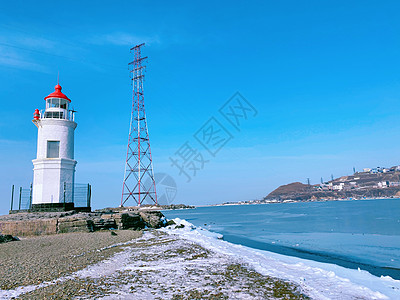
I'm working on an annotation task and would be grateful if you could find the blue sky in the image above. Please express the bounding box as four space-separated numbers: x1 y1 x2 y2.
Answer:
1 1 400 215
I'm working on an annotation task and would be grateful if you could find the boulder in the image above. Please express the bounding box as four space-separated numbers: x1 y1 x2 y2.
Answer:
139 211 165 228
0 234 19 243
118 213 145 230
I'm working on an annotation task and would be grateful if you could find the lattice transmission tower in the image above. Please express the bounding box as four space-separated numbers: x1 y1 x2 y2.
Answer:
121 43 158 207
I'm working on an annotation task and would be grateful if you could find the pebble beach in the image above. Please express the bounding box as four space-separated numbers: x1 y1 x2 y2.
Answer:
0 230 142 291
0 229 308 299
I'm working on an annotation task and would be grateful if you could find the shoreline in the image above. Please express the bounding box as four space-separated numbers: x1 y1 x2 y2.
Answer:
221 233 400 280
164 219 400 300
2 219 399 299
163 199 400 281
192 196 400 208
0 229 308 299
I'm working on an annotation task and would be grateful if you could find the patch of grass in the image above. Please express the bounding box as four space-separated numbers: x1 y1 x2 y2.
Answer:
223 264 309 299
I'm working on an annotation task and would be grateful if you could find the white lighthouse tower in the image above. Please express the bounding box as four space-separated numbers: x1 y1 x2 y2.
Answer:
31 83 77 210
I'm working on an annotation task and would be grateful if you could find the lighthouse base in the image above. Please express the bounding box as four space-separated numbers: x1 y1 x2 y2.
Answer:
29 203 91 212
32 158 77 205
31 202 74 212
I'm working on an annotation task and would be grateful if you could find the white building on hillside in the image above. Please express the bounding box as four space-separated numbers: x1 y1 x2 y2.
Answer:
333 183 345 190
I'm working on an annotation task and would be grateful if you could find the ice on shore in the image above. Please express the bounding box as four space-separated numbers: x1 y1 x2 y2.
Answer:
161 218 400 300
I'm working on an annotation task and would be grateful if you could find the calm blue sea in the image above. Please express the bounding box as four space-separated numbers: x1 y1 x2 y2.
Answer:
163 199 400 279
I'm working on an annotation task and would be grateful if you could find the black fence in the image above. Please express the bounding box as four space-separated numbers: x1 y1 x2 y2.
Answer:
10 183 91 212
10 185 33 211
70 183 91 208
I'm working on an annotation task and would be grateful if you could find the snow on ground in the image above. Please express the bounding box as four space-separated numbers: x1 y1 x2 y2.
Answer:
1 219 399 299
0 230 307 299
92 232 305 299
161 218 400 300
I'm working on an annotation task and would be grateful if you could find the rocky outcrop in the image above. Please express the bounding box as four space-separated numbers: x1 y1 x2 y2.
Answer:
0 209 167 237
114 213 142 230
58 217 94 233
0 234 19 244
0 219 58 236
158 204 195 210
139 211 165 228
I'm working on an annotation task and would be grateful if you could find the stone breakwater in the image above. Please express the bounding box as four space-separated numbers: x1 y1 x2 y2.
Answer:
0 209 165 237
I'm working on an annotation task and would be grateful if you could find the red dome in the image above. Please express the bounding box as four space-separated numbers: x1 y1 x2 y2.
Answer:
44 84 71 102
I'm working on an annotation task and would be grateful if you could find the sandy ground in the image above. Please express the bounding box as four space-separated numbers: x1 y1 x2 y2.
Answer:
0 230 308 299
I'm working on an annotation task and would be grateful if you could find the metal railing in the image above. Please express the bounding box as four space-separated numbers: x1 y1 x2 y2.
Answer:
39 109 76 121
10 183 91 211
63 183 91 208
10 185 33 211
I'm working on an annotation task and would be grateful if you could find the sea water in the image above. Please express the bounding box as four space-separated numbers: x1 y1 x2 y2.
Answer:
163 198 400 279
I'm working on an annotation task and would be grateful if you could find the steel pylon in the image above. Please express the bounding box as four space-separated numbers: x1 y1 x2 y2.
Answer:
121 43 158 207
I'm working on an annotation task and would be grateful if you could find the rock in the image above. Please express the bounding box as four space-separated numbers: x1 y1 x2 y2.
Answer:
118 213 145 230
159 204 195 210
0 234 19 243
99 214 114 219
0 207 167 236
0 219 58 236
58 218 94 233
92 218 117 230
166 220 176 226
139 211 164 228
175 224 185 229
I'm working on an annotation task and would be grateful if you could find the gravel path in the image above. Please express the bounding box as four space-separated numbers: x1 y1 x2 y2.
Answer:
0 230 142 290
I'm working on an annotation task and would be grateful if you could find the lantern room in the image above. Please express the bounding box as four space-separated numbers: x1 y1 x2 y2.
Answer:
41 84 74 120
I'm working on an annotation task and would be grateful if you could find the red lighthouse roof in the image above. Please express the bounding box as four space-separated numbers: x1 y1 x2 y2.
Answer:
44 84 71 102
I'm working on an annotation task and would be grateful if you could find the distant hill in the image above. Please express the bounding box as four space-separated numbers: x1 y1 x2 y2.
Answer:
266 182 310 199
264 167 400 202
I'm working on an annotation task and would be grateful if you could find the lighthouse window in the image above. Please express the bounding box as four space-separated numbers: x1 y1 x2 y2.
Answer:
60 99 67 109
49 99 60 108
44 111 64 119
47 141 60 158
46 98 68 110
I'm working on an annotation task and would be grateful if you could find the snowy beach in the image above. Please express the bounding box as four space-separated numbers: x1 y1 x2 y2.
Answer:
1 220 400 299
0 228 307 299
0 230 142 292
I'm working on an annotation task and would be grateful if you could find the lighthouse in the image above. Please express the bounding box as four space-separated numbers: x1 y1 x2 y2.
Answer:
31 83 77 210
